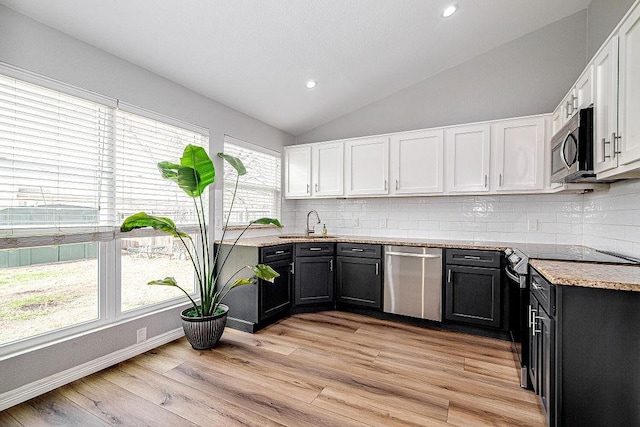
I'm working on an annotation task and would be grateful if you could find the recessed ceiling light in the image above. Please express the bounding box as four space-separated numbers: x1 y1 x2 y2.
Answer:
306 80 317 89
442 4 457 18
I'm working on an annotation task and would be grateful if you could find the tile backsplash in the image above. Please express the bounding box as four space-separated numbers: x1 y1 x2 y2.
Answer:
282 179 640 259
583 179 640 258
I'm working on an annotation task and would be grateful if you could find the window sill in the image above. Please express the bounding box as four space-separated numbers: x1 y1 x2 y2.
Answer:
223 224 280 231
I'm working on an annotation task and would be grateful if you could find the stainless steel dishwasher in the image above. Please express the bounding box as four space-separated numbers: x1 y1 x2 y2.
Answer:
384 246 443 321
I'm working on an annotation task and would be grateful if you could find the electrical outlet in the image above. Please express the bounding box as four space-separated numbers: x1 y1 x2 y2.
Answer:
351 218 359 227
380 218 387 228
136 327 147 344
528 219 538 231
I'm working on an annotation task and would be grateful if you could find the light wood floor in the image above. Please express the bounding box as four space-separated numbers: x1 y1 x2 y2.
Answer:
1 311 545 426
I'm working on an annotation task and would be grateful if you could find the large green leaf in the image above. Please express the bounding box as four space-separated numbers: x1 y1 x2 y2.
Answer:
251 217 283 228
218 152 246 176
120 212 188 238
228 277 256 291
157 161 180 182
148 277 178 287
176 144 215 197
252 264 280 283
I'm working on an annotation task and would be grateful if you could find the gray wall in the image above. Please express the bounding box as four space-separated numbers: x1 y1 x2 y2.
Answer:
0 5 293 396
586 0 636 60
296 11 588 144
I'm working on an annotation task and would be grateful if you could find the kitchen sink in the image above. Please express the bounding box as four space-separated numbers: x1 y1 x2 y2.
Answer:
278 234 336 239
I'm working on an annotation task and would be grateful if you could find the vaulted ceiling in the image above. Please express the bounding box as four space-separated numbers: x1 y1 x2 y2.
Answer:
0 0 590 135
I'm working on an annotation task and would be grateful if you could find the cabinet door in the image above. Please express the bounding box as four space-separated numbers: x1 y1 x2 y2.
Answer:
538 306 555 427
618 5 640 167
284 146 311 198
445 265 501 328
345 136 389 196
294 256 334 305
551 103 564 137
336 257 382 309
445 124 490 193
260 259 292 321
528 294 540 394
312 141 343 197
494 117 545 191
389 129 444 194
593 36 619 174
575 65 594 110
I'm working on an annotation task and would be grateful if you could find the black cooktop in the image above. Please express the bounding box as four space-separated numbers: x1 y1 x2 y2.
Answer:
521 244 640 265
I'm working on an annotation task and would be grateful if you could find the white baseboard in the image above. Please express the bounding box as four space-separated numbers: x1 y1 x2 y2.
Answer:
0 328 184 412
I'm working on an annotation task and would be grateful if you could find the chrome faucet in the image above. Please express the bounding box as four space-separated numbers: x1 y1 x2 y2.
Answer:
306 210 321 235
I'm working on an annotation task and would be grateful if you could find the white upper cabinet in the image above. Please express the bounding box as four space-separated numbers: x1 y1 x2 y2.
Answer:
494 117 545 191
594 3 640 179
312 141 343 197
445 124 491 193
389 129 444 195
593 36 619 175
345 136 389 196
551 65 593 140
283 145 311 198
618 4 640 168
575 65 594 110
551 103 564 137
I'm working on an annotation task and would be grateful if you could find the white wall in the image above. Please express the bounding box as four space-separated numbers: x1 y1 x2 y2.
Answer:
0 5 293 397
296 11 587 144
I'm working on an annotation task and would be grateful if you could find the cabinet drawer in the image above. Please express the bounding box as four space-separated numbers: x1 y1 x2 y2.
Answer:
336 243 381 259
530 268 555 317
446 249 501 268
295 242 335 257
260 244 293 263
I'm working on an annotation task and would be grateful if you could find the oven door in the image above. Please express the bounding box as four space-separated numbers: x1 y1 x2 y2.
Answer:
551 129 579 183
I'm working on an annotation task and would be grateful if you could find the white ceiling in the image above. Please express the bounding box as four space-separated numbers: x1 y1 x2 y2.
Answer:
0 0 590 136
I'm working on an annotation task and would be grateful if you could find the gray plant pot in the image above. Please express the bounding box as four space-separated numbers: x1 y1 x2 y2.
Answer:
180 304 229 350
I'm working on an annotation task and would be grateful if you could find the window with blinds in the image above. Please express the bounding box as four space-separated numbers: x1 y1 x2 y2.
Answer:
0 71 209 241
0 73 114 236
222 138 281 226
115 109 208 225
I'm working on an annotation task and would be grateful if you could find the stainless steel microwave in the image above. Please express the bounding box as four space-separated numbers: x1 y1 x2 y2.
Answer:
550 107 595 183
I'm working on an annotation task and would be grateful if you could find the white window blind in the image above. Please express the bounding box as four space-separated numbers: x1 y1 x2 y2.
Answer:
0 69 209 244
223 138 281 225
115 109 208 226
0 73 114 237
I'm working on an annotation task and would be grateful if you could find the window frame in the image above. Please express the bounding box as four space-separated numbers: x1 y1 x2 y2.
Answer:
222 135 282 227
0 62 209 355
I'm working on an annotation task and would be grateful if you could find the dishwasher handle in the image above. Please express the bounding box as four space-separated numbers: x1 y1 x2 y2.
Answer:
386 251 441 259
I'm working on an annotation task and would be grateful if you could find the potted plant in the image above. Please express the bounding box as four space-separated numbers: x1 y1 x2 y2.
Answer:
120 144 282 350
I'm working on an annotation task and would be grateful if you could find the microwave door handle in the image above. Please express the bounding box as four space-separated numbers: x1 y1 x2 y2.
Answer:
560 133 571 169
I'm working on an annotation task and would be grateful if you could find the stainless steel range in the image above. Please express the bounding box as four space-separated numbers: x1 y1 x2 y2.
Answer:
504 247 530 388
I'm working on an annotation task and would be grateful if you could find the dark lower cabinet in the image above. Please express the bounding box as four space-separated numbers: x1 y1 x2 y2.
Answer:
529 277 555 427
216 244 292 332
260 258 293 320
336 244 382 309
294 243 335 306
445 263 502 328
529 267 640 427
